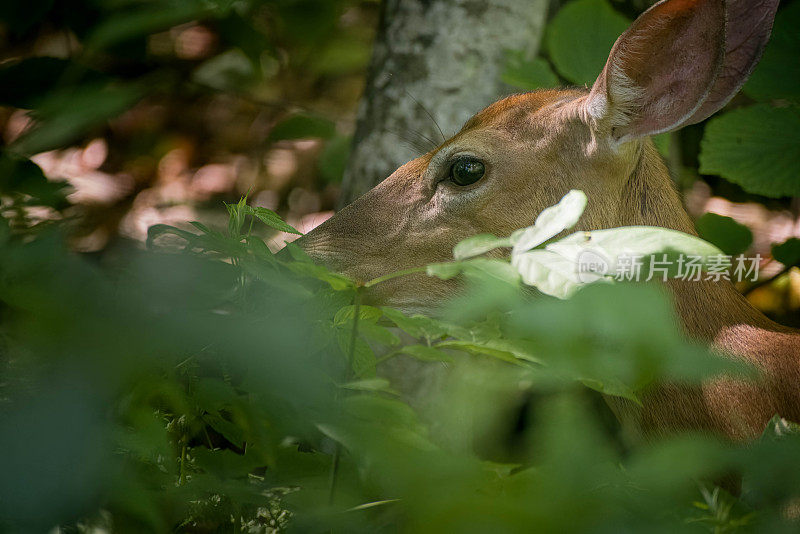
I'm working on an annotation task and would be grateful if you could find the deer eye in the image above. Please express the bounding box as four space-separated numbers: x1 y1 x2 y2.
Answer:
449 157 485 186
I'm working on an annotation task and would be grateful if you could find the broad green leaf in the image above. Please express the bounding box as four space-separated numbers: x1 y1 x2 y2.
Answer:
743 2 800 103
545 0 630 86
399 344 454 363
268 113 336 142
772 238 800 267
502 51 560 90
695 213 753 256
453 233 512 260
434 340 526 366
511 189 587 254
699 104 800 198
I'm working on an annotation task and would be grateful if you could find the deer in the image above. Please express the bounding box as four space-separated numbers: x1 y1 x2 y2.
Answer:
297 0 800 442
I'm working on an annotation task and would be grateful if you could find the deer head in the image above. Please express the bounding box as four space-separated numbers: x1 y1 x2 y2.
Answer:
298 0 779 314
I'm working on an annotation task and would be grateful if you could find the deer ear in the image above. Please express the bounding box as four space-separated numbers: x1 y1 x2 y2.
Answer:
680 0 780 126
584 0 777 143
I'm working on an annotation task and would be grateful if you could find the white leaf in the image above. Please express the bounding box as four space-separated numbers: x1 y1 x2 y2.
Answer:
546 226 724 270
511 190 587 255
511 249 587 299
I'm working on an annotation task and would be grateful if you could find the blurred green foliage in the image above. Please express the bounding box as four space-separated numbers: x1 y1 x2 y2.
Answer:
2 196 800 532
1 0 799 532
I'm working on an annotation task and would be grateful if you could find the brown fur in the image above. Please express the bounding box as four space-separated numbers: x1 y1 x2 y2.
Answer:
299 88 800 440
299 0 793 440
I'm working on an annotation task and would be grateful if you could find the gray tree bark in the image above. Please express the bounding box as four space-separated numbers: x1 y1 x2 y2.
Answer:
339 0 550 206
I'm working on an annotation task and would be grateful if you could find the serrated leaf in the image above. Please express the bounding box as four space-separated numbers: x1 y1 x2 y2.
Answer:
337 330 377 378
699 104 800 198
546 0 630 86
333 305 383 326
246 206 301 235
695 213 753 256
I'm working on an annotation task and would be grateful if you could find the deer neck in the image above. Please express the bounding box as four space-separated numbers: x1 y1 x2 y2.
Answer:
615 141 795 343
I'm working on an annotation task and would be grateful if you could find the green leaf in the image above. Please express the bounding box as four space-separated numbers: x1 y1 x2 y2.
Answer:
427 258 520 286
399 345 454 363
453 233 512 260
502 51 560 90
0 57 81 109
246 206 301 235
434 340 525 366
201 412 245 449
699 104 800 198
743 2 800 103
772 238 800 267
358 322 401 347
0 156 69 207
545 0 630 86
580 378 641 406
333 305 383 326
10 83 144 156
338 330 377 377
380 307 449 341
695 213 753 256
268 113 336 142
87 2 212 50
340 378 397 394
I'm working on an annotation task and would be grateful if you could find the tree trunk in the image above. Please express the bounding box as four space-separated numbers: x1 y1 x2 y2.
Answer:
339 0 549 206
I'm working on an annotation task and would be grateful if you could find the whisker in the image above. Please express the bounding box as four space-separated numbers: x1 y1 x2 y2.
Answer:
386 128 436 155
403 88 447 144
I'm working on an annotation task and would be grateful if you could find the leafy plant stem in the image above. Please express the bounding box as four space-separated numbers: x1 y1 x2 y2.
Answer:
363 266 427 288
329 289 363 505
179 440 188 486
